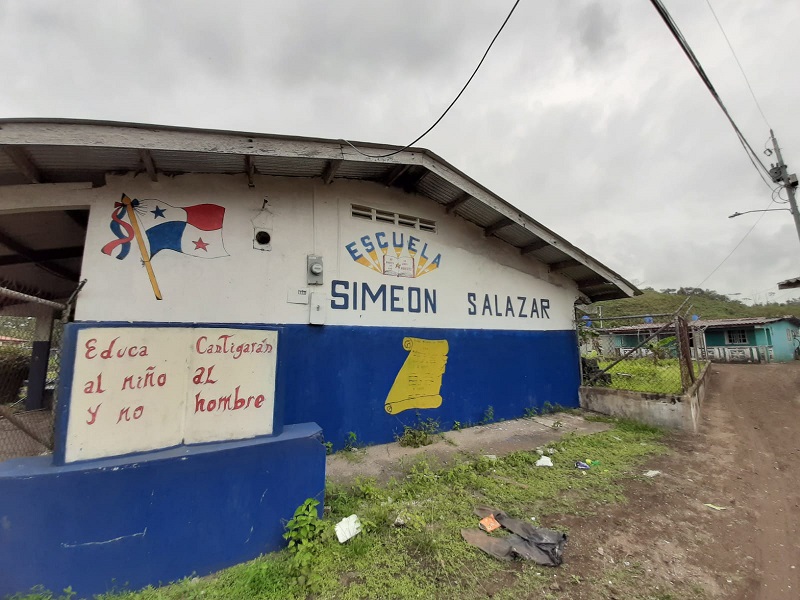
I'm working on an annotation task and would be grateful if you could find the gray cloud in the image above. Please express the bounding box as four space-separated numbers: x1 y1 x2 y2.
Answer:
1 0 799 301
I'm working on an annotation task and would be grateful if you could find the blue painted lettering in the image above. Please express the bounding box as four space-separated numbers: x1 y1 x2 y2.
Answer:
408 236 419 254
346 242 362 261
518 296 528 318
409 287 421 313
360 235 375 254
420 243 429 260
390 285 403 312
482 295 492 316
375 232 388 249
424 289 437 313
331 280 349 309
392 232 404 252
362 283 387 311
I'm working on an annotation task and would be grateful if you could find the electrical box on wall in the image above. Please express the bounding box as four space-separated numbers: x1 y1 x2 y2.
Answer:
307 255 323 285
309 292 326 325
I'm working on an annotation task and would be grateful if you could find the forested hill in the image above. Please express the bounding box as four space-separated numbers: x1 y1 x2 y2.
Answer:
591 288 800 321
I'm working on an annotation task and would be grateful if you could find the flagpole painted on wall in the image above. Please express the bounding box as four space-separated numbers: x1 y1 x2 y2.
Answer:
121 194 163 300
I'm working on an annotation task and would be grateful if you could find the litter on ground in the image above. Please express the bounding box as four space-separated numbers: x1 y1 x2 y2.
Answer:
461 506 567 566
334 514 363 543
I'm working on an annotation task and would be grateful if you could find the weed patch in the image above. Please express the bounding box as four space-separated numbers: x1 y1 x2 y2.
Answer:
24 423 665 600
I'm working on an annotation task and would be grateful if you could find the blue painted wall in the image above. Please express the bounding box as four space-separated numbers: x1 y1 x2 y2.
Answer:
0 424 325 599
704 327 756 347
62 322 580 450
278 324 580 449
763 320 799 362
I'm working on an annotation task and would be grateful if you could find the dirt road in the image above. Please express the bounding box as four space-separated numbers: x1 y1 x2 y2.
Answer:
704 363 800 598
557 362 800 599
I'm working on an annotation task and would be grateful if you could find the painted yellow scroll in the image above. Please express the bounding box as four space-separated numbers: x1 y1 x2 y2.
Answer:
385 337 449 414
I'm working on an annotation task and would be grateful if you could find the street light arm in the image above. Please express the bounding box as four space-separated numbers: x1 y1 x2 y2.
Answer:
728 208 792 218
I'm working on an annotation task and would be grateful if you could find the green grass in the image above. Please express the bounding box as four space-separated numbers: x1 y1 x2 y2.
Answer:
596 358 702 395
17 420 666 600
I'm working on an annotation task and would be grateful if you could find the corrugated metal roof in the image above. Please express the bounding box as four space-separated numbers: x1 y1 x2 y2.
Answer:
604 315 800 332
335 161 388 179
0 118 640 301
416 173 463 205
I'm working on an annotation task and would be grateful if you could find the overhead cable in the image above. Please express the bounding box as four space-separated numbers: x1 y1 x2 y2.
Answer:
648 0 772 190
704 0 771 129
341 0 521 159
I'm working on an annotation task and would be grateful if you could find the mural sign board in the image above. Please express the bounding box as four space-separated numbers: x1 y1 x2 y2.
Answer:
65 327 277 463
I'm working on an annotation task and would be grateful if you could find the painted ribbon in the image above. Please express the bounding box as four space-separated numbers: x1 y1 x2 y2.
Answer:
101 200 139 259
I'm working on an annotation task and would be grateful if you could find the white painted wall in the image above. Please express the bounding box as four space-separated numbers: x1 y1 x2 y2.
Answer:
3 173 580 330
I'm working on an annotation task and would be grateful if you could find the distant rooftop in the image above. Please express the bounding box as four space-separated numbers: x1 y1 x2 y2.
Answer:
602 315 800 333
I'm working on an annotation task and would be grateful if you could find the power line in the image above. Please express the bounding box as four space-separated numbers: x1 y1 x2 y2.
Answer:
648 0 772 187
704 0 771 129
340 0 521 159
693 198 773 291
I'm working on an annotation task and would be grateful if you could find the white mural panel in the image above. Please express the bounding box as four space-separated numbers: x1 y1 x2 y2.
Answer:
71 175 580 330
184 329 277 444
65 327 277 463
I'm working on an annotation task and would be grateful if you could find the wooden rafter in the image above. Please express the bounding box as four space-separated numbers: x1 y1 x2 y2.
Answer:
0 228 78 280
138 149 158 182
548 258 582 272
0 246 84 267
321 159 342 184
2 146 42 183
445 193 470 213
484 217 514 237
520 239 549 255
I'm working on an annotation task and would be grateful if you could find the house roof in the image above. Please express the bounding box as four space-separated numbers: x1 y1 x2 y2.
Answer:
602 315 800 333
0 118 639 302
777 276 800 290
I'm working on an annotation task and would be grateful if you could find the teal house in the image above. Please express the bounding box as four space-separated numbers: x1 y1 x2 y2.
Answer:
603 316 800 363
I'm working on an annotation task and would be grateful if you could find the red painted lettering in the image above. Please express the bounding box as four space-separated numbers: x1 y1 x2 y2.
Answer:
86 404 101 425
254 394 265 409
117 407 130 423
195 392 205 413
133 406 144 419
83 373 105 394
192 365 218 385
85 338 98 359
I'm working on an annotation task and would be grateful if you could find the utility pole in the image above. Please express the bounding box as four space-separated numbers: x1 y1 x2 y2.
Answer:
768 129 800 246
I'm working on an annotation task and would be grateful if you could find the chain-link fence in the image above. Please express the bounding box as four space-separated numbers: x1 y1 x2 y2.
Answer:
580 312 699 396
0 281 69 462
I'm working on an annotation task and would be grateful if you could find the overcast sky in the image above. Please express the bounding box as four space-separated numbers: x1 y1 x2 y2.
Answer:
2 0 799 304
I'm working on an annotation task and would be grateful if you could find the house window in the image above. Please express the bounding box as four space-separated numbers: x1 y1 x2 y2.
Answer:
351 204 437 233
726 329 748 345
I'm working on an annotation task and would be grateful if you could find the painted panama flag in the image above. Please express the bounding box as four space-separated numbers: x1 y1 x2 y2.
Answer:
102 194 228 300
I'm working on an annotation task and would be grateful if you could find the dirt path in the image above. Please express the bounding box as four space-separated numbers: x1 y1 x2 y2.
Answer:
703 363 800 598
553 363 800 599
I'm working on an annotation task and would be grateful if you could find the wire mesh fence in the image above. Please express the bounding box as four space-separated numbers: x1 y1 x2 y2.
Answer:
0 281 67 462
580 312 699 396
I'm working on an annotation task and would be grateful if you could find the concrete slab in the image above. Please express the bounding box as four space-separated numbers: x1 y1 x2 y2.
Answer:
326 412 611 484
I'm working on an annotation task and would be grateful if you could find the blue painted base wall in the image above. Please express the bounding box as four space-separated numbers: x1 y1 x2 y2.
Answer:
279 325 581 449
0 424 325 599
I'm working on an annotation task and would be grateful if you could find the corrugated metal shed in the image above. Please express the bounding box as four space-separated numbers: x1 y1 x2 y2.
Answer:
0 118 639 301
